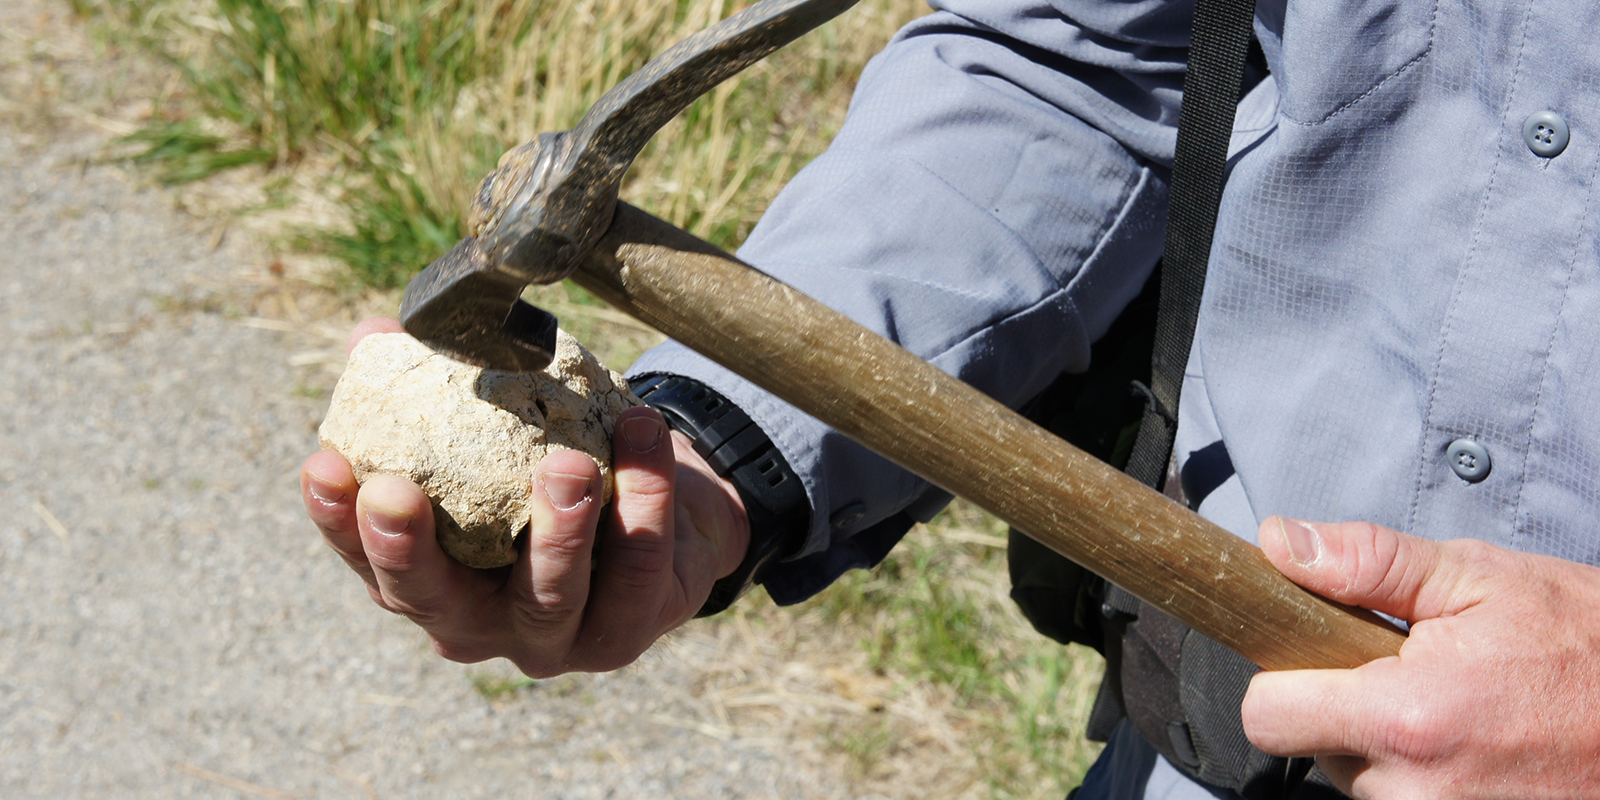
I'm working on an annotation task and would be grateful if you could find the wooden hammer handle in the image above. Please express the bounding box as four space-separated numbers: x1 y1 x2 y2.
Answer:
576 201 1405 671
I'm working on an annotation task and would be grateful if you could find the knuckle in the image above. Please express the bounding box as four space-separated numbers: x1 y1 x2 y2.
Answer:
309 510 354 534
509 656 572 680
620 469 674 501
367 584 399 612
385 594 450 628
364 547 419 575
507 640 586 678
510 594 580 637
431 638 496 665
529 526 592 564
1378 699 1459 763
614 465 675 514
1344 521 1400 598
599 542 673 594
1446 537 1500 574
572 638 652 674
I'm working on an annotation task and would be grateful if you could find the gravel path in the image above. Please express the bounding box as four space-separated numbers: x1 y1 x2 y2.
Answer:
0 6 866 798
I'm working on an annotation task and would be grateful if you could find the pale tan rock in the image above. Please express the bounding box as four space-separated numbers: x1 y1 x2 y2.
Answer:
318 331 639 568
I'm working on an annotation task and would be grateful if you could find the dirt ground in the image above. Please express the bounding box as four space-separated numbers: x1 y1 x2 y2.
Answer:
0 4 916 798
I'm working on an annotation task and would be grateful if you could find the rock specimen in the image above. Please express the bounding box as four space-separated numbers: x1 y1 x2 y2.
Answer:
319 331 639 568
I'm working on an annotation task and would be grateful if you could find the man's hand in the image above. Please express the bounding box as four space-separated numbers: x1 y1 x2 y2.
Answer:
300 319 750 677
1243 517 1600 799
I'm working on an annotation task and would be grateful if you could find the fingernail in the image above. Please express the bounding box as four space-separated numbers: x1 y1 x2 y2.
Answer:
308 475 345 505
621 414 662 453
541 472 593 511
1279 518 1321 566
365 503 412 538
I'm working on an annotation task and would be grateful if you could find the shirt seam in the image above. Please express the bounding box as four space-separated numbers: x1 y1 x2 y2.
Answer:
1277 0 1442 127
1405 0 1535 534
1509 151 1600 547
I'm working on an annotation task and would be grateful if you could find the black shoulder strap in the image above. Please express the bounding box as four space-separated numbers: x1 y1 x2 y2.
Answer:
1123 0 1259 491
1102 4 1334 796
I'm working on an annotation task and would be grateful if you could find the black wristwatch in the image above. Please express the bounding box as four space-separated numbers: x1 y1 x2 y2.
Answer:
631 374 810 617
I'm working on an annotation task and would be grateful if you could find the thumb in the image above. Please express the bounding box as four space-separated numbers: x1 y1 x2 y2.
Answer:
1258 517 1484 622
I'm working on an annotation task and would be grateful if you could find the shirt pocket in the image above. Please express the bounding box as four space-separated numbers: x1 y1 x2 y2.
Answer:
1273 0 1440 124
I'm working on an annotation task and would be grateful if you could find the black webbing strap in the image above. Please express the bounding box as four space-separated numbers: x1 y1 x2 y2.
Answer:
1122 0 1260 491
1096 0 1282 789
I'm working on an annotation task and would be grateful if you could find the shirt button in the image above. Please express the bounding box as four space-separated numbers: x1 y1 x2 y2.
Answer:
1446 439 1492 482
1523 111 1570 158
830 501 867 530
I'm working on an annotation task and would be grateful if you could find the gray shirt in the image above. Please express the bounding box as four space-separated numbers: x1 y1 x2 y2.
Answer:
630 0 1600 795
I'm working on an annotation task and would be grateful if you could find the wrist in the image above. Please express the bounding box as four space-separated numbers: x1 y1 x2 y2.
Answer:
632 374 810 616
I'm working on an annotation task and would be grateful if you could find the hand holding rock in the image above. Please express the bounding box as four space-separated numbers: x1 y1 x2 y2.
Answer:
303 319 750 676
318 330 637 568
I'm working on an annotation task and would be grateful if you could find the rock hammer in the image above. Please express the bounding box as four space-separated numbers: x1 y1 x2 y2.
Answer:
398 0 1405 671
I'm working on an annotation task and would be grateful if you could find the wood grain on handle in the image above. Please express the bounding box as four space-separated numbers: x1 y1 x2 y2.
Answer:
576 202 1406 671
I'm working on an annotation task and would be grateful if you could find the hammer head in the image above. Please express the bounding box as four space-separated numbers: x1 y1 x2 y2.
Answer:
399 133 611 372
398 236 562 372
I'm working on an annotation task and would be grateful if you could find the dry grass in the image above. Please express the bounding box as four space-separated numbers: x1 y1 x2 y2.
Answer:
82 0 928 287
743 505 1107 798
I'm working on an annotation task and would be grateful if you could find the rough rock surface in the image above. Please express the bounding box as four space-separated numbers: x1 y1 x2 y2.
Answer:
319 331 639 568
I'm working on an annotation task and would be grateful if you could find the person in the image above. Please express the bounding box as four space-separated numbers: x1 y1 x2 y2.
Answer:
301 0 1600 795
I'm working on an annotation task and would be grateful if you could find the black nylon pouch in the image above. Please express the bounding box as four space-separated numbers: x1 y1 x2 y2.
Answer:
1002 266 1345 796
1119 607 1305 799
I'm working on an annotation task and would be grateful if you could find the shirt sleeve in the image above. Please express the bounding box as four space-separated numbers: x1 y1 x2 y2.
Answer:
628 0 1189 604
